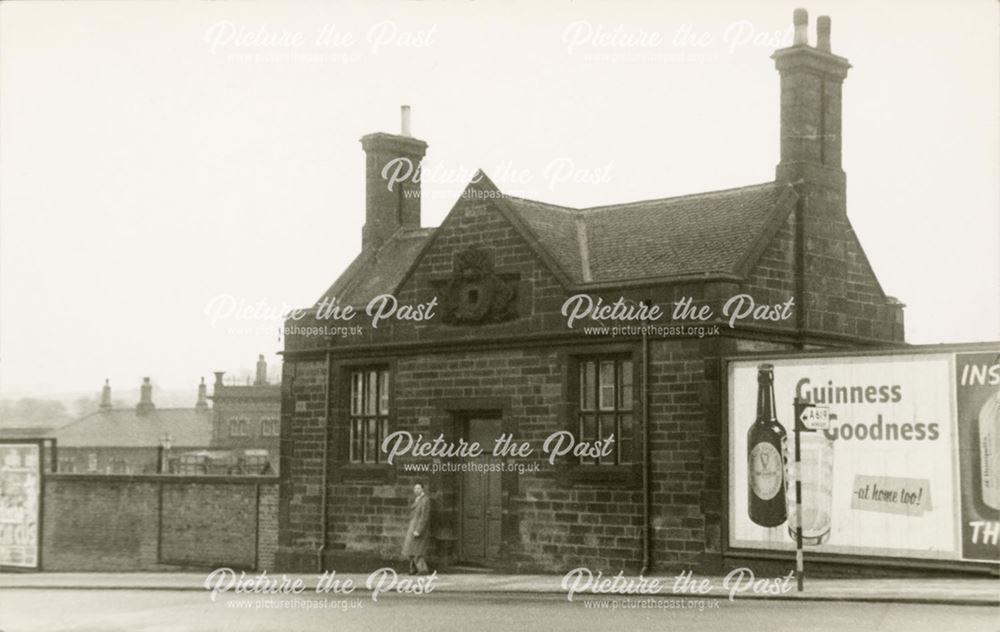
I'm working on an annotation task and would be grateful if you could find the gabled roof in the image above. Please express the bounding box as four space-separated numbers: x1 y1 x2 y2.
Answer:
50 408 212 448
505 181 796 285
316 176 796 305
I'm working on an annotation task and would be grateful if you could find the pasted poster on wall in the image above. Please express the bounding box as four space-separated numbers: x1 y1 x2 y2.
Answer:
728 348 1000 564
955 351 1000 562
0 443 41 569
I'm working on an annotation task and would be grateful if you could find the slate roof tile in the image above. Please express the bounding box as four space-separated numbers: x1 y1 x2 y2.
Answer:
50 408 213 448
316 180 794 304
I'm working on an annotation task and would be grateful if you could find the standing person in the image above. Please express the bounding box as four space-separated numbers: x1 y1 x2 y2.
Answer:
402 482 431 574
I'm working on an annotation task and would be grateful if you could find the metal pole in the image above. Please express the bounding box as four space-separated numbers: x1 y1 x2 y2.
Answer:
795 419 803 591
792 398 810 592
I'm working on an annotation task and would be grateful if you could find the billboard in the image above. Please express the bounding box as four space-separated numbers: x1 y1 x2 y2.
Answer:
0 442 41 569
955 352 1000 562
727 346 1000 564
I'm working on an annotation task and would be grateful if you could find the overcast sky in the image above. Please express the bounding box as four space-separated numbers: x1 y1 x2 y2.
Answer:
1 0 997 398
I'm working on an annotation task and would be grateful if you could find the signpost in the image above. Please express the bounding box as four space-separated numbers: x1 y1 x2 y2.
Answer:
792 398 829 591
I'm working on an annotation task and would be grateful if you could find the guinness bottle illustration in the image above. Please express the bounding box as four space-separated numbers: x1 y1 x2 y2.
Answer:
748 364 788 527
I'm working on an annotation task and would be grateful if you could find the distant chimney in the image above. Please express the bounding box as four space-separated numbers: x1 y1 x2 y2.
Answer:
255 355 268 386
214 371 225 389
136 377 155 414
196 377 209 410
360 106 428 251
100 379 112 410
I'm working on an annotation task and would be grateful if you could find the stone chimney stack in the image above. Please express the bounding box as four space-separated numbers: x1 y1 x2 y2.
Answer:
196 377 209 410
100 379 112 411
773 9 850 188
359 106 428 251
770 10 903 339
213 371 226 401
136 377 155 414
255 354 268 386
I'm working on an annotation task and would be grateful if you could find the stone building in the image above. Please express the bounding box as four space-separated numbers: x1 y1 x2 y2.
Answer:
207 355 282 474
276 11 904 573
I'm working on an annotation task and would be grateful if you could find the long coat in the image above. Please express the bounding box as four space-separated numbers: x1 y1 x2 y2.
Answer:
402 493 431 557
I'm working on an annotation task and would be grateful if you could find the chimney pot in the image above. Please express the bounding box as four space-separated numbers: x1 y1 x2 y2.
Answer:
255 355 268 386
137 377 155 414
401 105 411 137
100 379 112 410
196 377 209 410
816 16 831 52
793 8 808 46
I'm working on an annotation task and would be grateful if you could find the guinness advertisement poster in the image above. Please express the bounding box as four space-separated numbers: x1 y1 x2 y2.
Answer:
728 349 1000 563
0 1 997 631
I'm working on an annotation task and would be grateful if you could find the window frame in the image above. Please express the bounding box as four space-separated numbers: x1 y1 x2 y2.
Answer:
330 359 397 483
560 344 643 487
576 355 635 466
228 417 249 437
347 366 391 465
261 417 279 437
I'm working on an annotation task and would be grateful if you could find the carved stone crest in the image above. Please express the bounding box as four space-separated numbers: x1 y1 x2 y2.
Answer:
435 246 518 325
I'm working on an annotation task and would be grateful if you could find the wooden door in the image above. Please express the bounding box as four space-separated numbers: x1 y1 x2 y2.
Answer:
460 417 503 562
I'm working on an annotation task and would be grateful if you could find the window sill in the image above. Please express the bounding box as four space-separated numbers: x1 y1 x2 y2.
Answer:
560 463 641 487
333 463 396 483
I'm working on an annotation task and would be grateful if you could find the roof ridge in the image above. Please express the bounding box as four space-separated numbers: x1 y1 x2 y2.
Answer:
100 407 211 412
502 181 779 216
581 181 779 213
504 195 581 214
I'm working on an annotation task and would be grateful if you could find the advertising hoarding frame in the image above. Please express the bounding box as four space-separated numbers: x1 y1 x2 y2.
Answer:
0 438 54 572
720 341 1000 576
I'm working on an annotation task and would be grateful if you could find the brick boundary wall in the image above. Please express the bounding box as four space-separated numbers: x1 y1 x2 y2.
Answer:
40 474 279 572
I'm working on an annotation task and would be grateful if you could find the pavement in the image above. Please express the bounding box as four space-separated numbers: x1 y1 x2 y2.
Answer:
0 571 996 606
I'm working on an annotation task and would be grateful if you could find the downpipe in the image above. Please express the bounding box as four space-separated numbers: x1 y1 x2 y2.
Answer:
317 349 332 572
640 313 652 575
